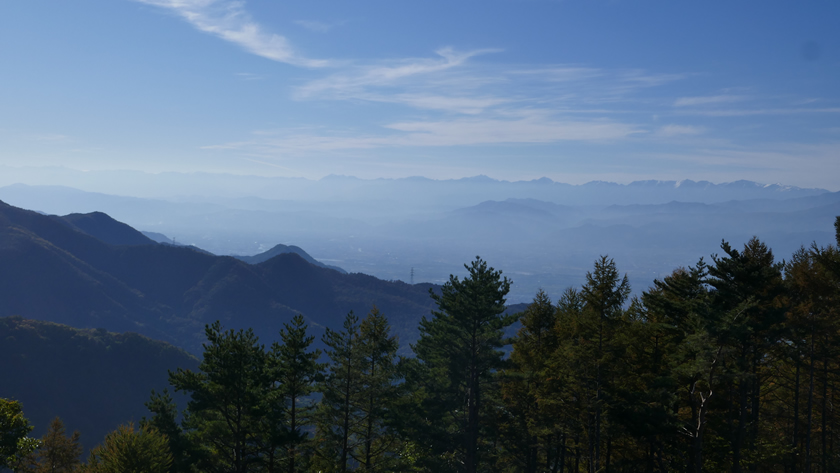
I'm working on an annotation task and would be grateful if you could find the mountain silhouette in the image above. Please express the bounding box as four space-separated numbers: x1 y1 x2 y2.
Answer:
233 243 347 273
0 200 438 354
56 211 156 246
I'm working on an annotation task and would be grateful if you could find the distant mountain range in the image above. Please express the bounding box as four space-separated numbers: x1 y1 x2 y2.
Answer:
0 176 837 303
0 200 438 354
0 169 829 208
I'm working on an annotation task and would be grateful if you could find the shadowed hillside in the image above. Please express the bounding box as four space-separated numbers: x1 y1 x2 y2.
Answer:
0 316 199 450
0 200 439 354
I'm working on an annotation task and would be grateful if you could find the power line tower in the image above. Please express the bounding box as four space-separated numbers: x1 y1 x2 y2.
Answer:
410 267 415 285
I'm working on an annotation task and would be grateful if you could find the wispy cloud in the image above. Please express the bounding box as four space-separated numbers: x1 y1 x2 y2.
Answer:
352 93 510 115
383 116 644 145
620 70 686 87
204 113 644 154
508 66 602 82
134 0 330 67
295 20 342 33
655 125 705 137
295 47 500 98
650 142 840 173
136 3 830 182
674 94 748 107
235 72 264 80
677 107 840 117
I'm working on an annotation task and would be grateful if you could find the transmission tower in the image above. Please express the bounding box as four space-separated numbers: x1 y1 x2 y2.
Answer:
410 267 415 284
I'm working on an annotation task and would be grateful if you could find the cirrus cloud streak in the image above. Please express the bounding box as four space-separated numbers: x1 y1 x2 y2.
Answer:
134 0 331 67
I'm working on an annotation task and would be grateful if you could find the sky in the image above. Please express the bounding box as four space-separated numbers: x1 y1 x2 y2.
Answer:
1 0 839 189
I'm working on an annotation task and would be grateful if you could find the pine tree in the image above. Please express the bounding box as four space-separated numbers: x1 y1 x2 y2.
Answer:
708 238 786 473
500 289 558 472
784 242 840 472
313 312 366 473
550 287 588 473
268 314 323 473
142 389 199 473
28 417 83 473
642 262 719 473
353 307 401 472
407 256 515 473
581 255 630 473
168 322 269 473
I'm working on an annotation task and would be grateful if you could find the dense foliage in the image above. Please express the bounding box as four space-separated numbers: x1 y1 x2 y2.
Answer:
0 399 39 471
3 220 840 472
0 317 199 448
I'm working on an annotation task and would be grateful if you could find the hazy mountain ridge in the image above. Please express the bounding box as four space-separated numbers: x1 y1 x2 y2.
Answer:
0 168 828 206
0 200 439 354
233 243 347 273
0 178 836 303
56 211 156 246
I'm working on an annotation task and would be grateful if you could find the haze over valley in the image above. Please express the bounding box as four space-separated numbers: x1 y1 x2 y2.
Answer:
1 169 837 302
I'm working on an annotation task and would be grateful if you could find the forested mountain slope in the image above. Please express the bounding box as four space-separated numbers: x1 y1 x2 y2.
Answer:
0 316 199 450
0 200 438 354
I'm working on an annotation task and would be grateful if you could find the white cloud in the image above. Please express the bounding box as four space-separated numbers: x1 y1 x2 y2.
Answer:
134 0 330 67
235 72 264 80
295 47 500 98
508 66 602 82
656 125 705 137
203 114 643 154
354 93 510 115
295 20 339 33
620 70 686 87
674 95 747 107
383 116 643 145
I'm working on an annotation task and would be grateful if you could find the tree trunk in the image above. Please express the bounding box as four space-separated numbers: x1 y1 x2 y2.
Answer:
289 390 297 473
793 359 801 473
465 327 480 473
806 332 815 473
821 354 828 473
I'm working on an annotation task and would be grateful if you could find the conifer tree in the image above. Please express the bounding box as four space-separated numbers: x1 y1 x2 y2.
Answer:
407 256 515 473
784 241 840 472
550 287 587 473
142 389 199 473
268 314 323 473
708 238 786 472
27 417 82 473
581 255 630 473
642 262 719 473
500 289 558 472
313 312 365 473
169 322 269 473
354 306 401 472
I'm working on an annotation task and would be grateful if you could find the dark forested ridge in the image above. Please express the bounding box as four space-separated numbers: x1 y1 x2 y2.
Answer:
54 211 156 246
0 200 438 355
0 316 198 451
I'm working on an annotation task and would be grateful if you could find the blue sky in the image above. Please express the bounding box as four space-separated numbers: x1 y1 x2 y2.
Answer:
1 0 839 189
